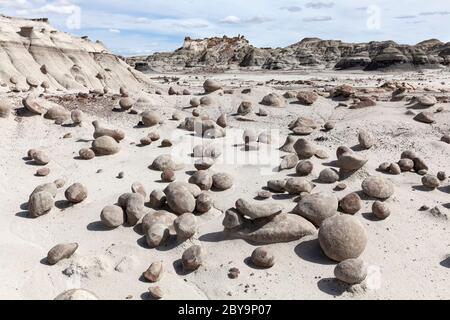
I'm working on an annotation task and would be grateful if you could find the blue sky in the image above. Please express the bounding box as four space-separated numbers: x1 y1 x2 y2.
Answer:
1 0 450 56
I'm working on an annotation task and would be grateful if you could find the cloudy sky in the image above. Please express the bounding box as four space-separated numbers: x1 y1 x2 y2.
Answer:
1 0 450 56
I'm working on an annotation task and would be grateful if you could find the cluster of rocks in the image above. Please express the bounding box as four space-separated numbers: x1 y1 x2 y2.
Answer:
27 180 87 218
378 149 446 191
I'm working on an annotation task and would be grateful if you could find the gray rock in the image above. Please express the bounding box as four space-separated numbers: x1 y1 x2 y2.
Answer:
174 213 197 240
237 213 316 244
358 130 375 149
337 152 368 172
422 174 440 189
125 193 146 225
65 183 88 203
151 154 183 171
251 247 275 268
279 153 299 171
212 173 234 190
279 136 297 153
318 215 367 262
28 191 54 217
189 170 213 190
143 261 163 283
334 258 368 284
372 201 391 219
284 178 314 194
92 136 120 155
235 198 283 220
150 189 166 209
293 138 316 158
339 193 362 214
196 193 213 213
47 243 78 265
223 208 245 229
267 180 286 193
296 160 314 176
318 168 339 183
166 186 196 215
182 245 204 271
398 158 414 172
203 79 222 93
100 205 125 228
293 192 338 227
361 176 394 199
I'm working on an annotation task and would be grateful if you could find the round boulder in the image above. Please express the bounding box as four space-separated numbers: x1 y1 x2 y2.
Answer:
361 176 394 199
92 136 120 155
65 183 88 204
182 245 204 271
203 79 222 93
251 247 275 268
339 193 362 214
318 215 367 262
212 173 233 191
100 205 125 228
334 258 368 285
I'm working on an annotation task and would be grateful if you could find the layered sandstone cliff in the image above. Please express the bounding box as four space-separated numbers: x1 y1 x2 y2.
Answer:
0 15 152 92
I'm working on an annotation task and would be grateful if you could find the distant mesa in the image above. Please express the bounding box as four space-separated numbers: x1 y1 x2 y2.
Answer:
126 35 450 72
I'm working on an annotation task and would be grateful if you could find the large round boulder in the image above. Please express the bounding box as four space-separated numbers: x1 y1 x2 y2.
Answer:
318 215 367 262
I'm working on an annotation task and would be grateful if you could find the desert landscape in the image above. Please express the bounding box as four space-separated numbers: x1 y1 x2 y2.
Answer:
0 13 450 301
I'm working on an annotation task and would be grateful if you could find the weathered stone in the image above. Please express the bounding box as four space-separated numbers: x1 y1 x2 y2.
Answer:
318 215 367 262
361 176 394 199
293 192 338 227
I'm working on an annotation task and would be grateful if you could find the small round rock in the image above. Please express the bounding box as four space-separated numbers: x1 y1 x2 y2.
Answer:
251 247 275 268
372 201 391 220
296 160 313 176
161 170 176 182
47 243 78 265
422 174 440 190
143 261 164 282
339 193 362 214
174 213 197 240
318 168 339 183
65 183 88 203
257 190 272 199
196 193 213 214
437 171 447 181
79 148 95 160
334 258 368 285
36 167 50 176
212 173 233 191
182 245 204 271
100 205 125 228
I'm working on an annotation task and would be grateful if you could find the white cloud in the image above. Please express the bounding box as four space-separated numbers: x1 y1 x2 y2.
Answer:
305 2 335 9
303 16 333 22
109 28 120 33
221 15 241 24
280 6 302 12
220 15 272 25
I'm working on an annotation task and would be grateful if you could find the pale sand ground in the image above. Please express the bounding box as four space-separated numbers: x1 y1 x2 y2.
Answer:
0 69 449 300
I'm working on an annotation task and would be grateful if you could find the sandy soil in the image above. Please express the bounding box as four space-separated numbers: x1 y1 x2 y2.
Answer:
0 69 449 300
